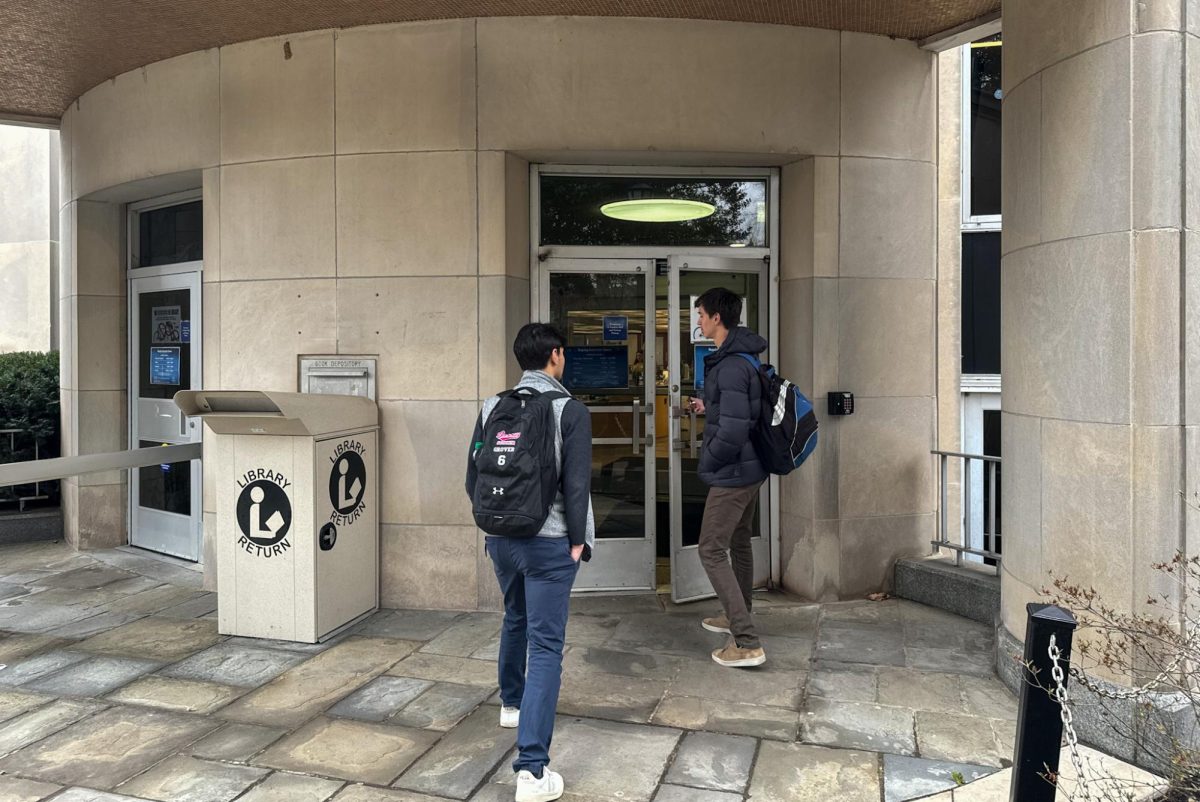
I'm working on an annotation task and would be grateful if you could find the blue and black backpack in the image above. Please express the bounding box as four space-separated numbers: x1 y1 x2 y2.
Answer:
736 353 819 475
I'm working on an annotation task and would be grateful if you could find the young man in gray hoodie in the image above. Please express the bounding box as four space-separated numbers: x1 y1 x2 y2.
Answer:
466 323 594 802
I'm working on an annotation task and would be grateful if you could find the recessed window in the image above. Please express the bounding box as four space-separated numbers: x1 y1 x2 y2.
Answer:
965 34 1002 222
961 232 1001 375
136 200 202 268
540 175 768 247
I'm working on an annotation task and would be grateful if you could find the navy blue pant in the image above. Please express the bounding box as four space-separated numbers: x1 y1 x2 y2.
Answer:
486 535 579 776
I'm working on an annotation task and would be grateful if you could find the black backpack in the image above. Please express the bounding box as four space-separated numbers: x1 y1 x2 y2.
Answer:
736 354 819 475
471 387 566 537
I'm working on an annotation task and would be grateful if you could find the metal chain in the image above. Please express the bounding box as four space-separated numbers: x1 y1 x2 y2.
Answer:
1050 633 1092 801
1066 622 1195 702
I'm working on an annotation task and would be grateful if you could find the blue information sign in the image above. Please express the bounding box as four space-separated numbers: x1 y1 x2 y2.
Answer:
180 320 190 343
150 347 181 386
693 345 718 390
602 316 628 342
563 347 629 390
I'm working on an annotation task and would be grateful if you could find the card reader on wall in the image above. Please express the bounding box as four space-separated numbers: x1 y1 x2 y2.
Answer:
828 392 854 416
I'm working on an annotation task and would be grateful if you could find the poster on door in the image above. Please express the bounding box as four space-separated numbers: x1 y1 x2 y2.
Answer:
690 296 748 343
152 306 182 344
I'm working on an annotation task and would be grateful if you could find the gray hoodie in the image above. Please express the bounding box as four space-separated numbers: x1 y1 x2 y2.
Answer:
466 370 596 555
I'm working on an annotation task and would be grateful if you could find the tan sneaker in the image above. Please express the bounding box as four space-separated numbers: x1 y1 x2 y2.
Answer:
712 642 766 668
701 615 731 634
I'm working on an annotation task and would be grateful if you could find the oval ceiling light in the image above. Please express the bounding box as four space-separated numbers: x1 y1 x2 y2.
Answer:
600 198 716 223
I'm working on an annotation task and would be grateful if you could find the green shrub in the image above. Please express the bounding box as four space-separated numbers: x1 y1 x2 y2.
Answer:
0 350 60 502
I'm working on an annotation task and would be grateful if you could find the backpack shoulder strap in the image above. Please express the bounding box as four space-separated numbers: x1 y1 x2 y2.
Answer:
735 353 762 369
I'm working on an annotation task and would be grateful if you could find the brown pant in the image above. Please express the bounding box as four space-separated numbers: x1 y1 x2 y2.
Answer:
698 482 763 649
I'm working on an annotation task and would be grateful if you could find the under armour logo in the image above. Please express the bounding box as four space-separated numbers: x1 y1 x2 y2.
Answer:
492 487 505 495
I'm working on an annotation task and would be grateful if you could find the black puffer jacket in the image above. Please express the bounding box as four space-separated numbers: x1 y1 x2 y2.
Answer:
698 327 768 488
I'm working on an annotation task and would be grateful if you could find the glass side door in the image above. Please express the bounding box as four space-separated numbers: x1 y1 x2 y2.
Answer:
129 271 202 560
666 255 771 602
543 259 657 592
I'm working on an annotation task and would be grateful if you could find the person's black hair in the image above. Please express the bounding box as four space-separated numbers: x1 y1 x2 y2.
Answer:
513 323 567 371
694 287 742 329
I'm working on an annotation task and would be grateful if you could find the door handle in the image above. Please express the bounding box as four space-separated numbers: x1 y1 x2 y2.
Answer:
632 399 641 455
689 408 699 458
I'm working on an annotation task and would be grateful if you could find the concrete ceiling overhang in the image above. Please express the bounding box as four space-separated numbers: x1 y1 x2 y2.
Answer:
2 0 1000 123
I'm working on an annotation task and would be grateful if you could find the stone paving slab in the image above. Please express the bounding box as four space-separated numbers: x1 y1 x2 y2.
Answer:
387 652 499 688
393 706 517 799
816 620 907 666
905 645 995 678
42 611 147 640
33 565 138 590
0 705 219 789
335 785 448 802
238 771 345 802
822 600 904 625
962 681 1018 721
0 601 91 633
74 617 221 662
89 550 204 590
0 633 70 663
388 681 492 731
354 609 464 642
0 582 36 603
25 655 162 697
749 742 881 802
116 754 268 802
561 645 684 681
0 649 90 686
189 722 287 762
569 594 664 616
161 642 309 688
607 613 725 658
915 711 1008 768
563 614 621 647
877 667 969 714
663 731 756 792
420 613 502 658
106 676 245 714
256 716 440 785
39 789 147 802
104 586 207 617
0 774 62 801
156 593 220 620
492 716 682 802
801 698 917 756
652 694 800 741
220 638 419 728
224 633 351 655
0 698 104 758
807 664 878 702
668 659 804 708
881 754 997 802
557 671 668 724
0 688 53 725
653 785 742 802
328 676 434 722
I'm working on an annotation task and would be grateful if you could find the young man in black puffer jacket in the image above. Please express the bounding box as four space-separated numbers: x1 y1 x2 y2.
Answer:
688 287 768 668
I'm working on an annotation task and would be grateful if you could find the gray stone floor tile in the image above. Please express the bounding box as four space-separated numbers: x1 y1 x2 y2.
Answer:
557 672 668 724
387 653 499 688
759 634 815 670
962 680 1018 721
877 667 969 714
40 789 146 802
750 742 881 802
0 688 54 724
41 612 147 640
652 694 800 741
33 565 138 590
189 722 287 762
25 656 161 697
160 642 309 688
420 613 502 658
328 676 434 722
807 665 877 702
393 706 517 798
224 633 348 655
816 622 907 667
822 600 904 626
74 617 222 662
88 551 204 590
95 576 162 596
492 716 681 802
0 698 104 758
0 582 35 603
389 681 492 730
354 609 463 641
669 659 804 708
469 635 500 661
561 646 684 681
340 785 456 801
801 698 917 756
105 676 244 714
0 602 90 633
914 711 1006 768
0 634 71 664
653 785 742 802
568 594 663 615
0 570 58 585
607 613 725 658
0 774 61 802
564 614 621 648
905 645 995 678
237 771 344 802
156 593 219 620
0 705 219 789
117 754 268 802
754 604 821 637
255 716 440 785
664 731 756 792
882 753 997 802
0 650 90 686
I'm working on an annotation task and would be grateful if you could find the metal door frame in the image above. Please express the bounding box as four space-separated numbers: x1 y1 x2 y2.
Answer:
538 257 658 592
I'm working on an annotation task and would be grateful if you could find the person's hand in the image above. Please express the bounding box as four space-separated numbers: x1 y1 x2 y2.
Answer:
570 544 585 563
688 397 706 414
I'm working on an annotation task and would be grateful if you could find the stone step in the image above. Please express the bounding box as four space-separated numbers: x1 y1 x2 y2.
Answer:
894 556 999 626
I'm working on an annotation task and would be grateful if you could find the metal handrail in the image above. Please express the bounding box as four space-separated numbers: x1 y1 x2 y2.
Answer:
0 444 202 488
932 449 1002 572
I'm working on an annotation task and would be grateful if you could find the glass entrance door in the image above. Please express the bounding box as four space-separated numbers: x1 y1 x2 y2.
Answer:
543 259 656 591
129 271 202 560
666 255 771 602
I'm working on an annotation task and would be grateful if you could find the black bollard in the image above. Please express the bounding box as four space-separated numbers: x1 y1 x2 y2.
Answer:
1010 603 1078 802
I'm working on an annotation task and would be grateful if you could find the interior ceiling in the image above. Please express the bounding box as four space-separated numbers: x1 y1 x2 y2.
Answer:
2 0 1000 122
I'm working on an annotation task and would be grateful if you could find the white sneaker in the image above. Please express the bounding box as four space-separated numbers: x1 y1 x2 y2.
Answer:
500 706 520 728
515 768 564 802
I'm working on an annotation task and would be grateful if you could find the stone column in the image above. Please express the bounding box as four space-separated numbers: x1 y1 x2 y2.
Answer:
1000 0 1196 683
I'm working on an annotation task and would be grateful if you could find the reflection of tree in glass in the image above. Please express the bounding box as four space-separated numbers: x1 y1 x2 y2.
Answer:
541 177 758 247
